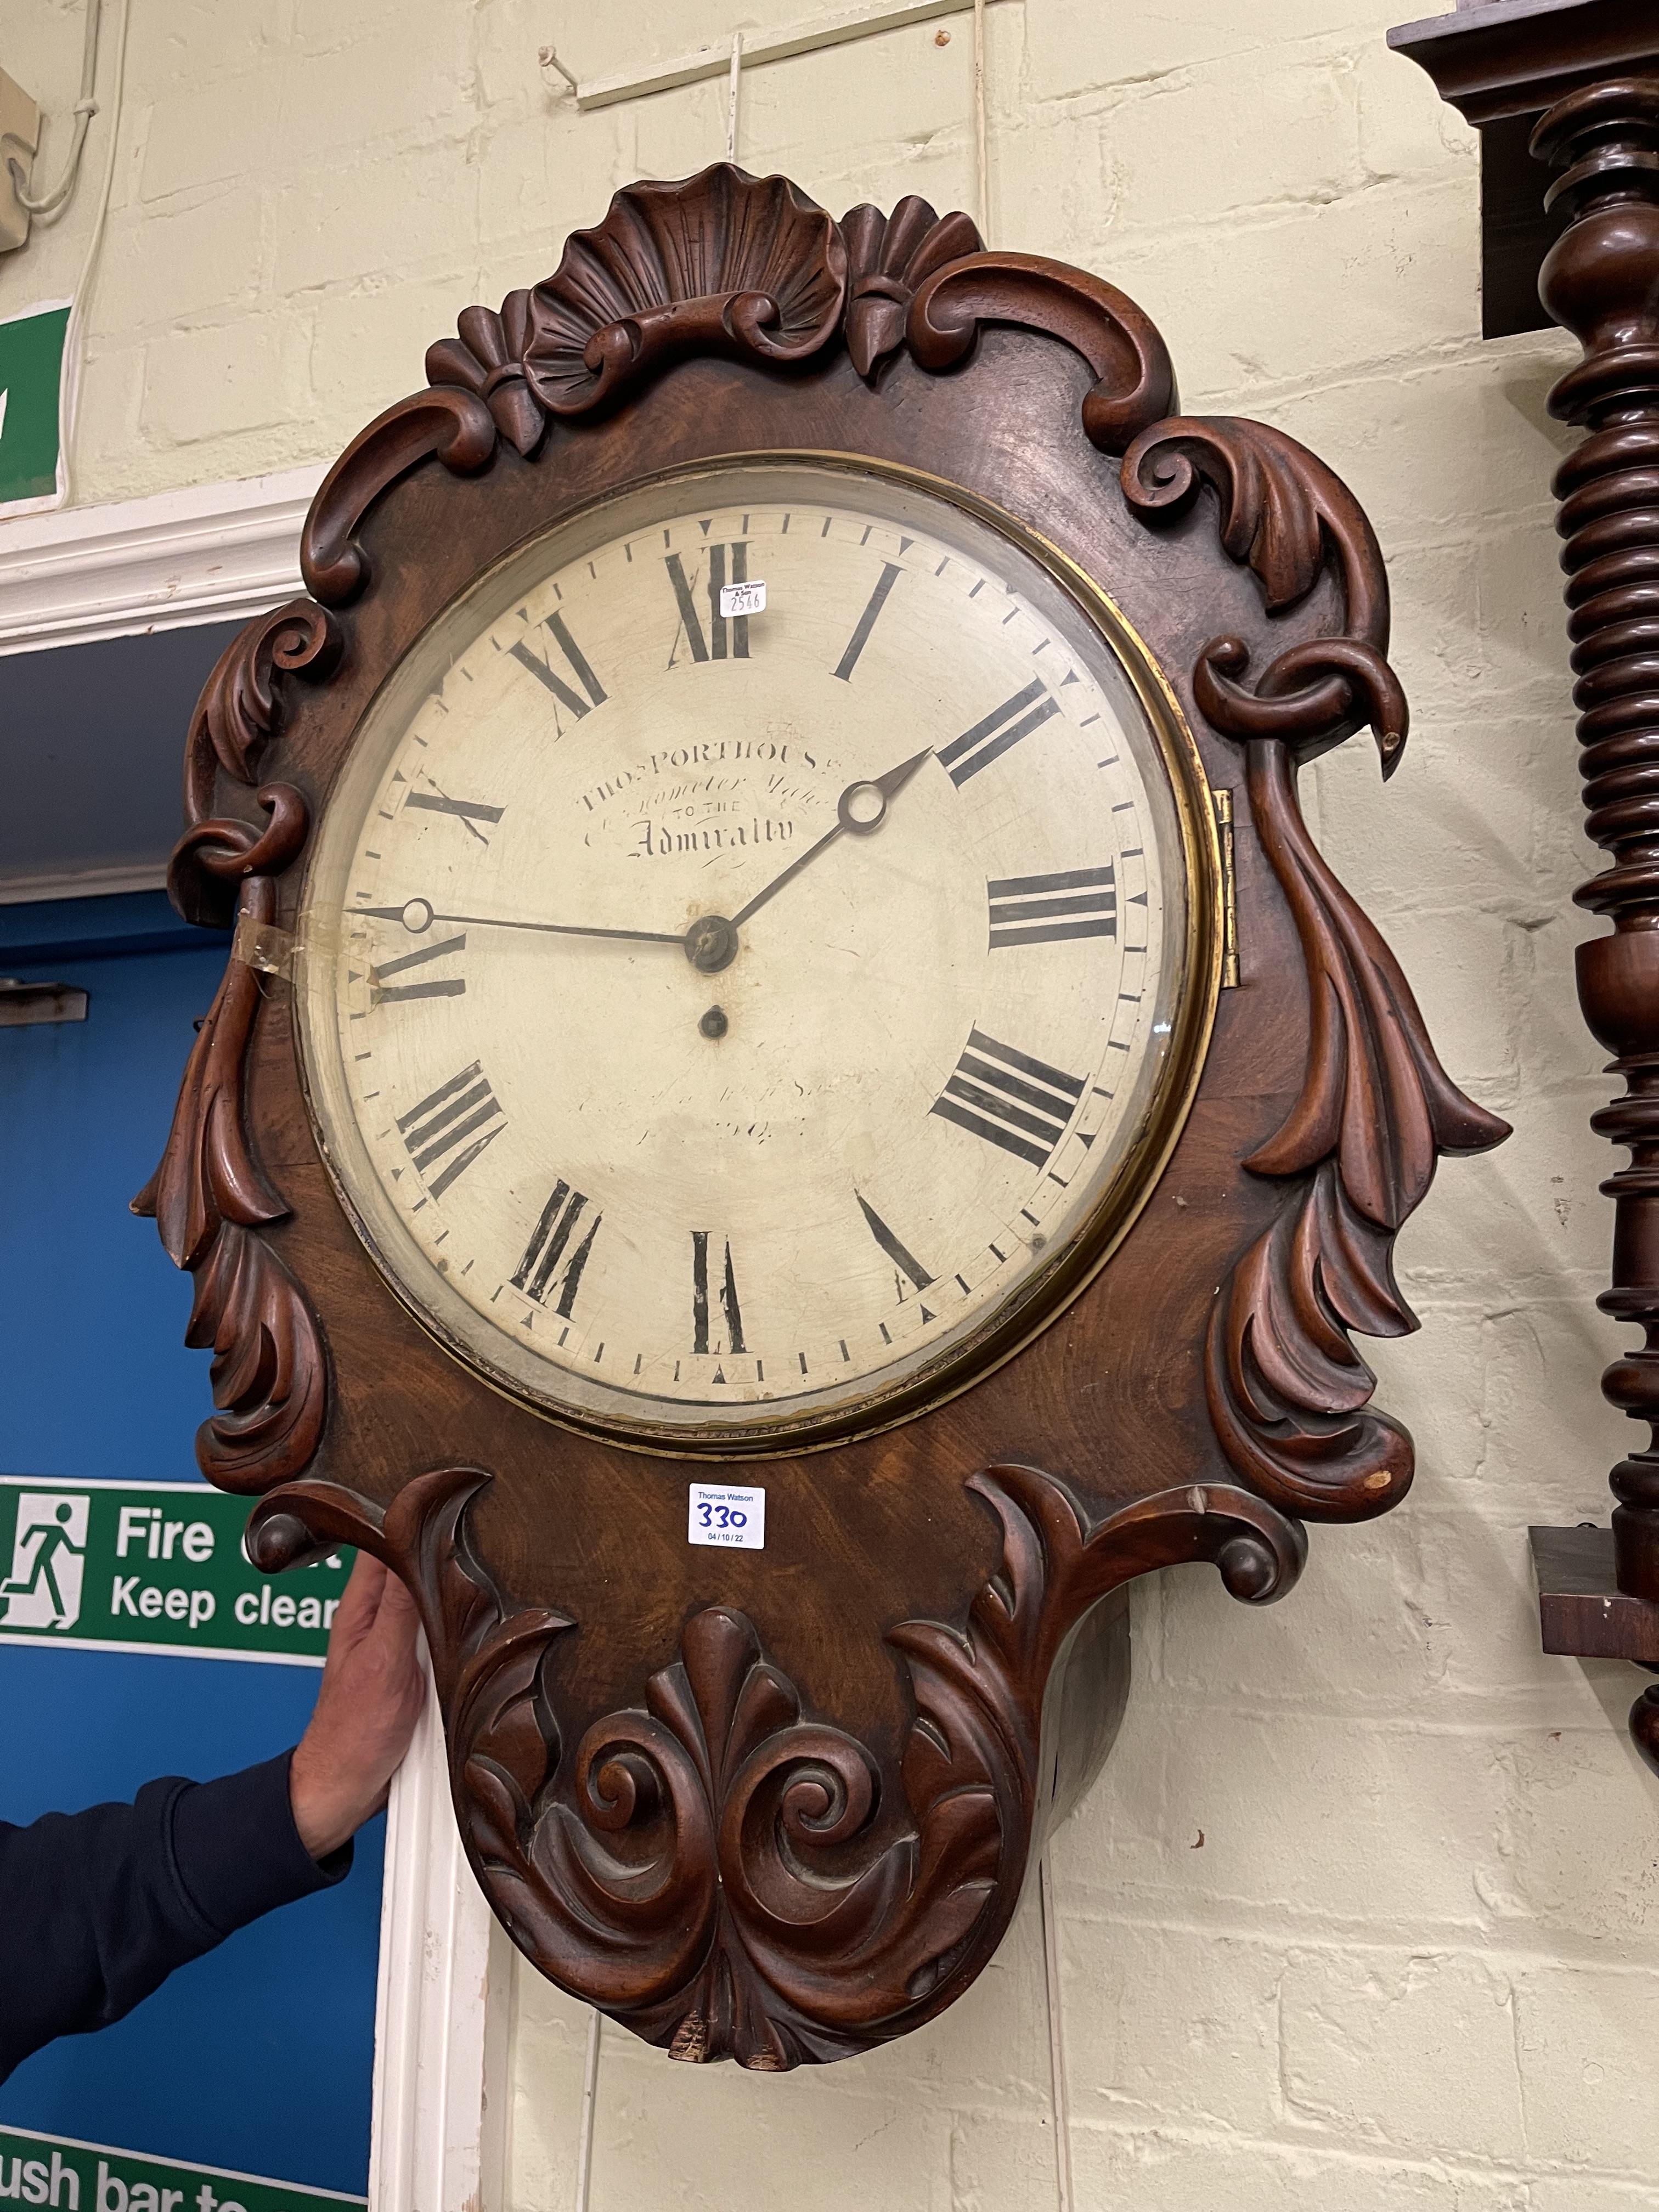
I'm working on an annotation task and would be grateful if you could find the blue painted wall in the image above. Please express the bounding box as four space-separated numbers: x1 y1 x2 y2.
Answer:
0 895 381 2194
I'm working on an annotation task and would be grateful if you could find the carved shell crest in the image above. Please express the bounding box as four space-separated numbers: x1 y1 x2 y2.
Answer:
522 165 848 414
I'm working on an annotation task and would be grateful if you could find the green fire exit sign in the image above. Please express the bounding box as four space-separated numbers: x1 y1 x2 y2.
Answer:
0 300 70 511
0 1477 352 1665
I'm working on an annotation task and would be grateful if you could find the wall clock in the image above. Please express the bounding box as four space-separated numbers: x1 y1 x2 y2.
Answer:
139 164 1508 2069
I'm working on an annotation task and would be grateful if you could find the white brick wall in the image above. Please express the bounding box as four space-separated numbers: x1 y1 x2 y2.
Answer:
9 0 1654 2199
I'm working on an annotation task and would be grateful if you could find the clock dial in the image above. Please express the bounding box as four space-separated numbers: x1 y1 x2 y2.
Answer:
295 460 1216 1448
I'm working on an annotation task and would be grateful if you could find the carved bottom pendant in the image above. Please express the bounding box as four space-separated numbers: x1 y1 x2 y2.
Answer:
247 1463 1303 2068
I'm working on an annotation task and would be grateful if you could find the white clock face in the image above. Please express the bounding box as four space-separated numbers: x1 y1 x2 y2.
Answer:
295 459 1214 1450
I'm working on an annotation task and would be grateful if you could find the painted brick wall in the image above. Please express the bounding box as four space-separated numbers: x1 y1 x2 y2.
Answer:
8 0 1654 2202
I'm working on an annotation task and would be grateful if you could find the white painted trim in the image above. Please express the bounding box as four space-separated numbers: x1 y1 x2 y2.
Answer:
0 462 321 657
0 860 166 905
370 1668 510 2212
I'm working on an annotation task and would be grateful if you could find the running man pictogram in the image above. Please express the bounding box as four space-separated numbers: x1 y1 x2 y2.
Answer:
0 1493 88 1630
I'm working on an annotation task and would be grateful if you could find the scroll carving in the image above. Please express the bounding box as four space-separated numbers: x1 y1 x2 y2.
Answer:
133 788 325 1491
302 168 1188 635
185 597 341 826
1125 416 1510 1519
910 254 1176 454
301 389 498 607
1122 417 1406 769
247 1461 1303 2068
297 169 1194 645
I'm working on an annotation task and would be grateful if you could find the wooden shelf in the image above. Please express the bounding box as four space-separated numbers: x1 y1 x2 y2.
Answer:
1531 1526 1659 1663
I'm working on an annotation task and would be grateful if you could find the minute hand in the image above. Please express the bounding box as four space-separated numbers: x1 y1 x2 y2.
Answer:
432 911 684 945
728 748 933 929
355 899 682 946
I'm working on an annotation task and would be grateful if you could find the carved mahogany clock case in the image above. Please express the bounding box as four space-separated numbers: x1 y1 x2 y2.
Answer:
138 167 1506 2069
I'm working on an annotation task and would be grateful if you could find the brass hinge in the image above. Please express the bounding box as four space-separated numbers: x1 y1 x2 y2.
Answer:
1214 788 1239 990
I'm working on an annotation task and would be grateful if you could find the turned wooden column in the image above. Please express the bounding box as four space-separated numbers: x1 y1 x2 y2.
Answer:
1390 2 1659 1770
1545 81 1659 1622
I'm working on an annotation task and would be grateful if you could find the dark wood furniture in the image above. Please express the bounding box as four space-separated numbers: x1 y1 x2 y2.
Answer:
1391 1 1659 1769
138 166 1504 2066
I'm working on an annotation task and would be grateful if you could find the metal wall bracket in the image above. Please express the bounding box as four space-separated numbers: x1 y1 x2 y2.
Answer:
0 977 88 1025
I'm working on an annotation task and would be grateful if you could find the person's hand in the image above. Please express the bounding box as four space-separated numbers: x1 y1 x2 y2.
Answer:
289 1553 426 1861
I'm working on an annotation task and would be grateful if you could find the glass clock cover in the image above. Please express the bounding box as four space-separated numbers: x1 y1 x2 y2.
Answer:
295 458 1215 1449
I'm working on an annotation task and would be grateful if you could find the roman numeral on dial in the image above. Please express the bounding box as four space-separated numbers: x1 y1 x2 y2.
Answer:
856 1192 937 1319
404 791 504 843
397 1061 506 1198
938 678 1060 787
512 1179 601 1315
930 1028 1085 1169
666 542 751 663
833 562 902 681
988 865 1117 949
691 1230 747 1355
370 932 466 1005
856 1193 933 1291
507 611 607 729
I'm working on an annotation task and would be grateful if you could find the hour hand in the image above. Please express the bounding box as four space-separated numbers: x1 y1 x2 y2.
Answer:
839 746 934 830
728 748 933 928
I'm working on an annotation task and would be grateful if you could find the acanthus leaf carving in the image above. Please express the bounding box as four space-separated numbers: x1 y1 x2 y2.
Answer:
1123 414 1510 1519
1239 736 1509 1218
840 195 982 378
246 1460 1302 2068
134 787 326 1491
521 167 848 417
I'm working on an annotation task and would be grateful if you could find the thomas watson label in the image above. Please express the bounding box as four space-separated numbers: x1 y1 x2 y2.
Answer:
687 1483 765 1550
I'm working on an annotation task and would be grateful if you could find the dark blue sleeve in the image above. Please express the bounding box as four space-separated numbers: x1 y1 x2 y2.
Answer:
0 1751 351 2082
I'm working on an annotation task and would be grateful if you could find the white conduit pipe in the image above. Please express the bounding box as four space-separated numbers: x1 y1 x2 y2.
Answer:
726 32 743 163
58 0 129 507
573 2006 601 2211
973 0 989 240
1040 1852 1075 2212
12 0 102 218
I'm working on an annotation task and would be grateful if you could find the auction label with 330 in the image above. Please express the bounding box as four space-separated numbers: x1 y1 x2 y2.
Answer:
0 1479 350 1665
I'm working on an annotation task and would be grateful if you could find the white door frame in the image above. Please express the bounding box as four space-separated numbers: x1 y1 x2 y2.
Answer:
0 471 507 2212
0 464 323 656
371 1677 512 2212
